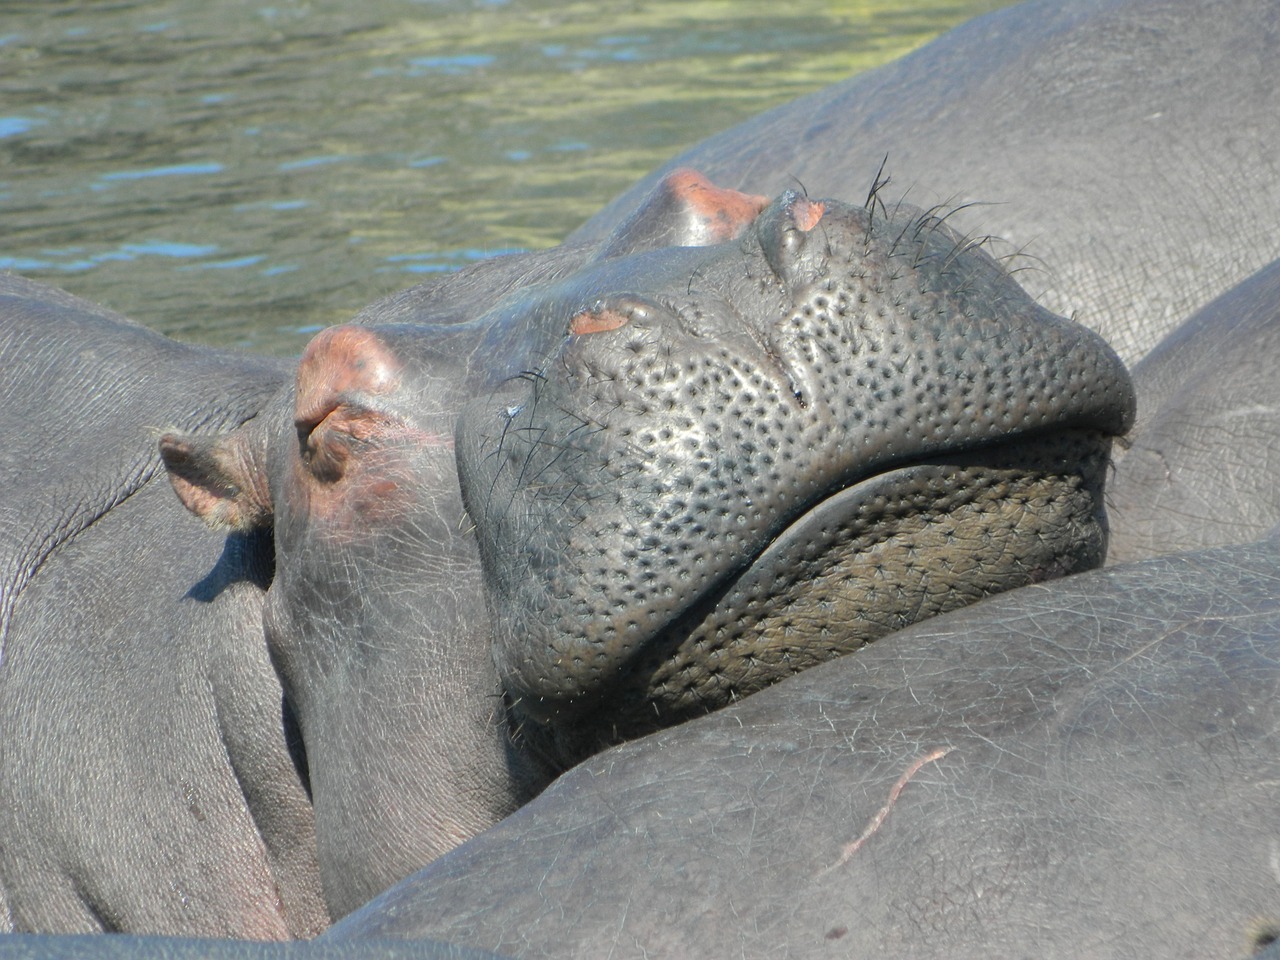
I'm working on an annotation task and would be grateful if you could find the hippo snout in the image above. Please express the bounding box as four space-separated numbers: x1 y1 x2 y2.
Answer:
457 190 1135 766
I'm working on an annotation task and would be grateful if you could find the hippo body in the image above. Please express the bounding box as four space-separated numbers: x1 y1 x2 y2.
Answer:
3 0 1279 955
573 0 1280 366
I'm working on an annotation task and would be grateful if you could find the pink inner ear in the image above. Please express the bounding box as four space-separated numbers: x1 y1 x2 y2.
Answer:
158 432 270 531
294 325 402 434
160 437 232 519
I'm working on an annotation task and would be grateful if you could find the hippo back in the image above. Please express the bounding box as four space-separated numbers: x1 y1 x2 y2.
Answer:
571 0 1280 365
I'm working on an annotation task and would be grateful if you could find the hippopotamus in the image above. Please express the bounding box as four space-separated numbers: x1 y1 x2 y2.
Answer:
317 250 1280 960
2 0 1279 956
0 173 1133 936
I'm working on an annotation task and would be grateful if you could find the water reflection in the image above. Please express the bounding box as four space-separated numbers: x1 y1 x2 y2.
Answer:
0 0 1010 354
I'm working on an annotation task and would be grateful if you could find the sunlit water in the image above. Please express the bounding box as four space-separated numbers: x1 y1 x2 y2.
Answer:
1 0 1009 354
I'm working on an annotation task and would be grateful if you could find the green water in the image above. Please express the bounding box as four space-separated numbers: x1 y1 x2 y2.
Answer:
0 0 1010 354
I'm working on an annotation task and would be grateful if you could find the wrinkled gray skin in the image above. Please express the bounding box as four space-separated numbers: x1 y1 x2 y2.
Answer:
574 0 1280 367
458 191 1131 764
3 0 1280 957
331 532 1280 960
1106 259 1280 562
0 182 1132 939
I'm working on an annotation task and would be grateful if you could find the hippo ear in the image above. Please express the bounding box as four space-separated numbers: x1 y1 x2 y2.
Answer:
159 421 272 532
291 325 402 485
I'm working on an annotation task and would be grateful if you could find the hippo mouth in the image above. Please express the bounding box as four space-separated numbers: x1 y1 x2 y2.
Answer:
470 190 1136 769
522 426 1113 764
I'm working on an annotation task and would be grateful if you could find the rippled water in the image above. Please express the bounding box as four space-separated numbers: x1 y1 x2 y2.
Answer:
0 0 1009 354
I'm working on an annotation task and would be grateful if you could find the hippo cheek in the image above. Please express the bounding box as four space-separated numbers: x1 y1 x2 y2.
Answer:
268 323 462 679
269 425 461 677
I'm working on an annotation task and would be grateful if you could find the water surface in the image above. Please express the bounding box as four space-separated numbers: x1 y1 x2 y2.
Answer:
1 0 1010 353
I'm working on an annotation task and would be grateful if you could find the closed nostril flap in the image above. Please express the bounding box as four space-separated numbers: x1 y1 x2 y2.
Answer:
758 191 827 285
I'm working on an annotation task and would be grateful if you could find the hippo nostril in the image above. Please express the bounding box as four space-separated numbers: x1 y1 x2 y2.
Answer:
758 190 828 285
568 299 659 337
569 308 631 336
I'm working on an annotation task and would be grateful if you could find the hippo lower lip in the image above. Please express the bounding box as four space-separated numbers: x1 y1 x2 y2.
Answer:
735 430 1107 595
527 427 1112 756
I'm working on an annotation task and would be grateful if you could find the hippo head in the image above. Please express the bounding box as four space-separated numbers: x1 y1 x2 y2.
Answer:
455 189 1135 763
154 175 1133 914
151 169 774 916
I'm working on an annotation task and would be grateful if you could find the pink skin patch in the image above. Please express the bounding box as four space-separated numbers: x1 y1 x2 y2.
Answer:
791 197 825 232
569 307 632 336
294 325 403 435
665 167 771 243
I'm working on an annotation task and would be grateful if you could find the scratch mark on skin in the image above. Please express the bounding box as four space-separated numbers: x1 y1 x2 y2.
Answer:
821 746 955 875
1270 838 1280 887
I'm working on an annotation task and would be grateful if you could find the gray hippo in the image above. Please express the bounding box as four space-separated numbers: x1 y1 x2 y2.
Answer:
0 183 1133 937
2 0 1279 956
316 241 1280 960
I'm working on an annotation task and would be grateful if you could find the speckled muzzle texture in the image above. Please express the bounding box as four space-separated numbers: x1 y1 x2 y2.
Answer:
457 191 1135 764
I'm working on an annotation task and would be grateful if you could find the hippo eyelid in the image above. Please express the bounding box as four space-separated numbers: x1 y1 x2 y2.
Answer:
296 397 402 449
